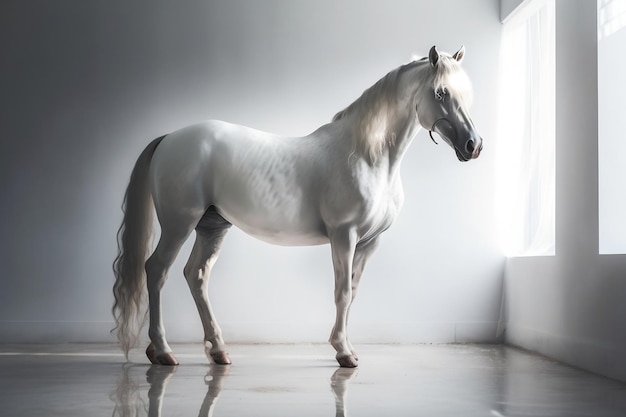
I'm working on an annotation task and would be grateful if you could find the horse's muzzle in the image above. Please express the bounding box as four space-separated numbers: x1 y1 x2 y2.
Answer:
468 138 483 160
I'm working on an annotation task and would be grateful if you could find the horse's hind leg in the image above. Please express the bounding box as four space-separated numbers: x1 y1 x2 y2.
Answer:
145 223 197 365
183 207 232 365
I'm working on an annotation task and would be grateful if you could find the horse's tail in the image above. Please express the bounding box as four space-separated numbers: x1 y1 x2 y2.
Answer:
112 135 165 358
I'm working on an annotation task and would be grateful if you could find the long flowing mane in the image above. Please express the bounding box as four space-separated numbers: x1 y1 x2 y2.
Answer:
333 55 472 163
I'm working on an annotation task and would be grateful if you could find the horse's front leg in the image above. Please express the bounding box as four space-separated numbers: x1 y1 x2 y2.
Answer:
346 237 380 360
329 228 358 368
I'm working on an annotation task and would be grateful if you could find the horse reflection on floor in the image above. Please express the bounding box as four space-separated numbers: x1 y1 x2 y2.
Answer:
111 364 357 417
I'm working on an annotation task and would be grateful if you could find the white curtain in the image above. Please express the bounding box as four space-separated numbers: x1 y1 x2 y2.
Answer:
496 0 556 257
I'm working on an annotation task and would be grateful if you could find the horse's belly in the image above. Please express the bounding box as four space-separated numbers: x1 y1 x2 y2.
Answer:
242 226 329 246
224 213 329 246
214 200 329 247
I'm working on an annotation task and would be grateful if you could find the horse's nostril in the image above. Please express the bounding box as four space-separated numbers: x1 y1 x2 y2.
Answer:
466 140 475 153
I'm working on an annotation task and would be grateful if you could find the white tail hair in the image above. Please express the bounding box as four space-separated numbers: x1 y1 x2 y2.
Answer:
112 135 165 358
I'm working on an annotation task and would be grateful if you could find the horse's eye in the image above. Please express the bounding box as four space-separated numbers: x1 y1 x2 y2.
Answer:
435 88 447 101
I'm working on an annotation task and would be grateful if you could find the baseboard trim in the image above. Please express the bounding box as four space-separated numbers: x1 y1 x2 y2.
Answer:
0 320 502 344
506 324 626 383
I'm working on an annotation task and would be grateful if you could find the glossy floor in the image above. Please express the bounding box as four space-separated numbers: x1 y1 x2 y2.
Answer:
1 344 625 416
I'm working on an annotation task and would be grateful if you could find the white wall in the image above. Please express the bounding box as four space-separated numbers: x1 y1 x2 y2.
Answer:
500 0 526 21
598 7 626 254
504 0 626 382
0 0 503 346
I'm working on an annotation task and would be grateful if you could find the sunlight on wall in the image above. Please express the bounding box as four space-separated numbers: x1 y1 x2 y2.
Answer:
495 0 555 257
598 0 626 39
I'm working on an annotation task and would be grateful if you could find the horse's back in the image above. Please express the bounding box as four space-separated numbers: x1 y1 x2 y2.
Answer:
150 120 332 245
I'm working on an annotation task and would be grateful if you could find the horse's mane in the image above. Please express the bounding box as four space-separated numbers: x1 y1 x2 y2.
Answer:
333 54 472 163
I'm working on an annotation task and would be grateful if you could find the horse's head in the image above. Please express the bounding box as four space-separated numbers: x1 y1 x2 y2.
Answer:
415 46 483 162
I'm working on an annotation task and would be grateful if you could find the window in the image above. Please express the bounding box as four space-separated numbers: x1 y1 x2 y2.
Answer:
495 0 556 257
598 0 626 254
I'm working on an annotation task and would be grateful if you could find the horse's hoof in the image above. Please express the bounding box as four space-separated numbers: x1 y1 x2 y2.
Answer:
155 352 179 365
146 344 179 366
210 351 232 365
336 354 359 368
146 344 158 363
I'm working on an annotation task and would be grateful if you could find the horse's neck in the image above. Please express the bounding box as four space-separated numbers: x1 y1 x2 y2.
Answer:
382 112 421 177
386 66 428 174
359 64 425 174
327 62 428 174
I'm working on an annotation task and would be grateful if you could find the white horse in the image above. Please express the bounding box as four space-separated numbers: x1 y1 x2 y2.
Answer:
113 46 483 368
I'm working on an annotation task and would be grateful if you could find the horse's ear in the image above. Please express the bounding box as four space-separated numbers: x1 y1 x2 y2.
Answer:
453 45 465 62
429 45 439 67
